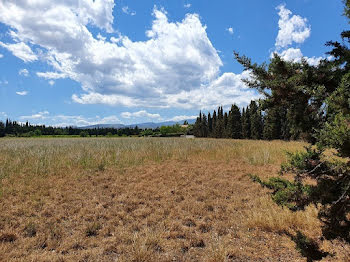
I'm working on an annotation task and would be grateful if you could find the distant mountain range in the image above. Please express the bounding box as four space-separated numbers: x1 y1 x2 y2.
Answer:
79 119 196 129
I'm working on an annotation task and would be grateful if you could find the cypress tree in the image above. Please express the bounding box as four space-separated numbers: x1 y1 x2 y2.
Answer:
0 121 4 137
223 112 228 137
228 104 242 139
201 113 209 137
208 112 213 136
242 106 251 139
212 110 217 137
249 101 263 140
193 111 202 137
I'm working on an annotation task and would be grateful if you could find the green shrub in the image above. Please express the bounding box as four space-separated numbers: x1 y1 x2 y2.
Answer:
249 174 312 210
80 131 89 137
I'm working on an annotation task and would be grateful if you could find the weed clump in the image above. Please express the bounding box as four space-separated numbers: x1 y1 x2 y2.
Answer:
24 222 37 237
0 233 17 242
85 222 101 237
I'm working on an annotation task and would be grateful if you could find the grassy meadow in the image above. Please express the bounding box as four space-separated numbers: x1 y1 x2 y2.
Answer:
0 137 349 261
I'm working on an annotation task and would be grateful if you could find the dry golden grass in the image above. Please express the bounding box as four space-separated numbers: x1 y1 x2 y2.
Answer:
0 137 349 261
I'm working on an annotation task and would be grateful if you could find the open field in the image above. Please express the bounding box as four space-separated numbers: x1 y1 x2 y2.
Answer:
0 138 349 261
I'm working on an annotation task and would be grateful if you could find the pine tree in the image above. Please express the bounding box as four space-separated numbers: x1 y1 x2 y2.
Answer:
208 112 213 136
212 110 217 137
0 121 4 137
241 106 251 139
249 101 263 140
228 104 242 138
235 0 350 241
263 106 283 140
201 113 209 137
215 119 224 138
223 112 228 138
193 111 202 137
234 50 336 141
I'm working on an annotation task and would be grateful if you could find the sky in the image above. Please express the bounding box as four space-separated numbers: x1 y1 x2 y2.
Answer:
0 0 348 127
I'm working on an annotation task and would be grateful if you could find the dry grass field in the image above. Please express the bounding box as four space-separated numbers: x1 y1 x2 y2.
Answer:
0 137 349 262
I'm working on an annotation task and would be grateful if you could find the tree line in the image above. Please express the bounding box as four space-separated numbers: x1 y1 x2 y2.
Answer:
192 100 293 140
0 119 142 137
0 119 191 138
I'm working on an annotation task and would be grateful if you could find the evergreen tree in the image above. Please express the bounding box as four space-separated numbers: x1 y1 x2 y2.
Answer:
215 119 224 138
208 112 213 135
0 121 4 137
249 101 263 139
263 105 284 140
212 110 217 137
223 112 228 137
241 106 251 139
193 111 202 137
236 0 350 242
218 106 224 120
234 49 338 141
201 113 209 137
228 104 242 139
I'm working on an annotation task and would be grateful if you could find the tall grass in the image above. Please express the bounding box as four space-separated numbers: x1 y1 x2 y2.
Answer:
0 137 305 175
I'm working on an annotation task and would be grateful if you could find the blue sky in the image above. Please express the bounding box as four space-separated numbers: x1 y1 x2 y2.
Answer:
0 0 347 126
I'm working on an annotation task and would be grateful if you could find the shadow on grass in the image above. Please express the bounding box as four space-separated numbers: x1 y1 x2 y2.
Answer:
285 231 330 262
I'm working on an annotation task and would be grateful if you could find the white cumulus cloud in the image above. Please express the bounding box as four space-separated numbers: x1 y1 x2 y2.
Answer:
36 72 67 79
16 91 28 96
0 1 257 110
167 115 197 122
273 47 323 66
275 4 311 48
226 27 234 35
0 112 7 119
121 110 161 119
0 41 37 62
19 111 121 127
19 68 29 76
184 4 191 8
122 6 136 16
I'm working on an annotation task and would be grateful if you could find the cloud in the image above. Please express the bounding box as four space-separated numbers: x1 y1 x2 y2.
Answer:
16 91 28 96
121 110 161 119
162 71 261 110
271 5 322 66
20 111 49 120
19 68 29 77
73 71 260 109
226 27 234 35
122 6 136 16
0 41 37 62
275 5 311 48
48 80 55 86
0 112 7 119
0 53 3 58
19 111 121 127
167 115 197 122
0 2 257 110
36 72 67 79
273 47 323 66
184 4 191 8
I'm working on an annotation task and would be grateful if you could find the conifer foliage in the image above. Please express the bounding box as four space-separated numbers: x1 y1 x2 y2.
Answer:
193 102 267 139
193 100 295 140
237 0 350 242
